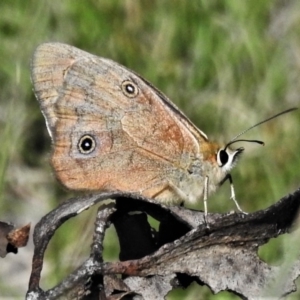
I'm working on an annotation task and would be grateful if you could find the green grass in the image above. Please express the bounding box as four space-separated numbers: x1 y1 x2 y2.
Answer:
0 0 300 298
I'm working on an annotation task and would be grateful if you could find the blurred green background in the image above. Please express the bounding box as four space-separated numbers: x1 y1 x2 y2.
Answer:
1 0 300 299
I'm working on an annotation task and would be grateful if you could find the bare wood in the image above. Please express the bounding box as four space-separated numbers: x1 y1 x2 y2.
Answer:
26 188 300 299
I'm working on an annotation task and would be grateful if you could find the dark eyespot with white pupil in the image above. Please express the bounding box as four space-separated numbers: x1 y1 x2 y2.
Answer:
78 135 96 154
218 149 229 166
121 80 139 98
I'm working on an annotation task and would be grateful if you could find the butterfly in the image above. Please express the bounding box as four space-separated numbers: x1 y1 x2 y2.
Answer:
31 42 296 218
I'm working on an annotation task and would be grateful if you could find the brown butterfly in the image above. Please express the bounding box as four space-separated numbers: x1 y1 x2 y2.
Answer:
31 42 296 217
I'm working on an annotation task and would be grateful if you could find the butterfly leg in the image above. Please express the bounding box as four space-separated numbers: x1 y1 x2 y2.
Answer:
150 181 189 206
151 182 210 226
166 182 190 204
220 174 248 214
203 176 209 227
168 180 210 227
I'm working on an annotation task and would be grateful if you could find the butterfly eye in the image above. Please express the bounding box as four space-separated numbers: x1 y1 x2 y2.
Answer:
217 149 228 167
121 80 139 98
78 134 96 154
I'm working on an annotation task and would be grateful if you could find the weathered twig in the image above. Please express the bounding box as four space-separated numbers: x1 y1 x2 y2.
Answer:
26 189 300 299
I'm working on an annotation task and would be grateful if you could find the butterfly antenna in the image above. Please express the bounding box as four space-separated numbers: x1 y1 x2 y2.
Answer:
224 107 297 150
229 107 297 143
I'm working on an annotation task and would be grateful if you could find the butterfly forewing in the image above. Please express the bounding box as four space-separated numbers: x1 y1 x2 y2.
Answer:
31 43 211 203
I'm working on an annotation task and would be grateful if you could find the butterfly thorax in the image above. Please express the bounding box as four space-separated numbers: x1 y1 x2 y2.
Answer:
171 139 242 206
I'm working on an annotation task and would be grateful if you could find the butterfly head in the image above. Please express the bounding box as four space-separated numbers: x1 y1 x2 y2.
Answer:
216 145 244 173
202 141 246 177
212 108 298 174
